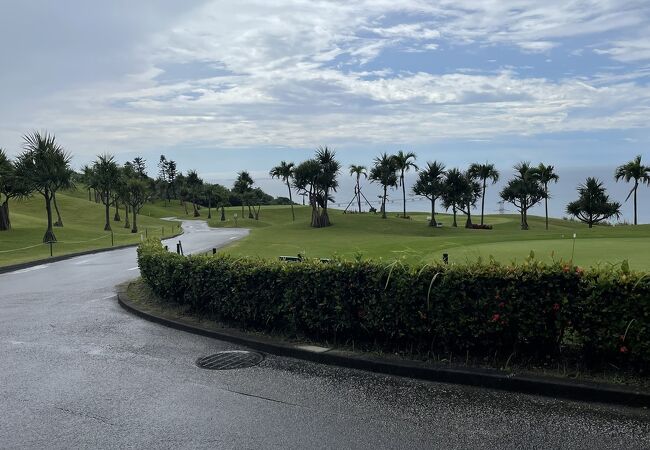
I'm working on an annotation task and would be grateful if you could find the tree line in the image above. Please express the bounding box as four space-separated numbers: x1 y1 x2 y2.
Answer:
272 148 649 229
0 131 288 242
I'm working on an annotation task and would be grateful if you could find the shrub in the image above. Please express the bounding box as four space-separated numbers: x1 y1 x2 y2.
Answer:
138 240 650 366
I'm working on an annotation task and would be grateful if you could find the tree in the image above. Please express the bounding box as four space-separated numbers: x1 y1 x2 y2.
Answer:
126 178 149 233
15 131 72 242
132 157 147 179
166 159 177 203
392 151 418 218
0 149 29 231
500 162 545 230
468 163 499 225
615 155 649 225
186 170 204 217
567 178 621 228
80 164 96 202
348 164 367 214
270 161 296 221
441 168 481 228
157 155 169 205
293 146 341 228
50 154 75 227
369 153 398 219
412 161 446 227
92 154 120 231
233 171 255 218
536 163 559 230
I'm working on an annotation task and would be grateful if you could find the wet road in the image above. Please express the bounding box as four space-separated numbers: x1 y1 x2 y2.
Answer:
0 221 648 449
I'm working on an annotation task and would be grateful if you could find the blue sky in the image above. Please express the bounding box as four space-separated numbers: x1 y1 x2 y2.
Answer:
0 1 649 221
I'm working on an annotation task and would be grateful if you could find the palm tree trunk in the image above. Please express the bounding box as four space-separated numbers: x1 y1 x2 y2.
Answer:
220 206 226 221
104 193 112 231
381 186 387 219
634 183 638 225
480 179 486 225
0 199 11 230
52 192 63 227
465 202 473 228
114 199 121 222
452 205 457 227
401 173 406 218
43 189 57 243
429 197 435 227
131 205 138 233
357 179 362 214
193 202 200 217
544 186 549 230
287 180 295 221
124 203 130 229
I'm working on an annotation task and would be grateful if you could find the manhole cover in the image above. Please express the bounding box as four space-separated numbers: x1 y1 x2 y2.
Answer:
196 350 264 370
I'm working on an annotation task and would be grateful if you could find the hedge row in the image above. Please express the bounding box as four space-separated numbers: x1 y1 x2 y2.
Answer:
138 240 650 366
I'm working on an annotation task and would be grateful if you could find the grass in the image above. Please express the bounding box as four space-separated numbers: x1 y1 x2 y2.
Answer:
210 205 650 270
0 188 187 267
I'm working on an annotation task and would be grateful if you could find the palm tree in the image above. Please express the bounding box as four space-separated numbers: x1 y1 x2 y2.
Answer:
15 131 72 242
126 178 149 233
0 149 29 231
369 153 398 219
50 156 75 227
500 162 545 230
233 171 254 218
615 155 650 225
441 168 481 228
270 161 296 221
567 178 621 228
392 151 418 218
92 154 120 232
186 170 203 217
348 164 367 213
468 163 499 225
412 161 446 226
292 146 340 228
536 163 559 230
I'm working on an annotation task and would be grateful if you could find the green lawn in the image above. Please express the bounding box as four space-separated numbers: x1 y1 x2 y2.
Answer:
210 205 650 271
0 189 187 267
4 192 649 271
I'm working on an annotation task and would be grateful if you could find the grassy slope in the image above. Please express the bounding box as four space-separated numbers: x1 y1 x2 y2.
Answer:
0 189 187 267
210 205 650 270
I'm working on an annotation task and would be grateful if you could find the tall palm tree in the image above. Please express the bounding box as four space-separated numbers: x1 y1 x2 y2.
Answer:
412 161 446 227
615 155 650 225
500 162 544 230
536 163 559 230
348 164 367 213
15 131 72 242
270 161 296 221
392 151 418 218
233 171 254 218
468 163 499 225
369 153 398 219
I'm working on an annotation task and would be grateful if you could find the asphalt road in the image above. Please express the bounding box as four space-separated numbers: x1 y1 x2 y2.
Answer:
0 220 648 449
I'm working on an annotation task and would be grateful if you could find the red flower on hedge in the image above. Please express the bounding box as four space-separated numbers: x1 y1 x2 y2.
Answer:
491 314 500 322
562 265 570 273
552 303 561 311
575 267 584 275
498 302 505 309
620 346 629 354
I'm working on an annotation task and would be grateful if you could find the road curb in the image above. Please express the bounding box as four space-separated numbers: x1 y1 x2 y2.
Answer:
0 232 183 275
117 284 650 408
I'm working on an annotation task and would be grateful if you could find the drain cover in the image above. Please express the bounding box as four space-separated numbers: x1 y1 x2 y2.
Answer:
196 350 264 370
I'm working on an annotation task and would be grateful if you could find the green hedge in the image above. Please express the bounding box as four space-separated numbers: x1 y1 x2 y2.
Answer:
138 240 650 366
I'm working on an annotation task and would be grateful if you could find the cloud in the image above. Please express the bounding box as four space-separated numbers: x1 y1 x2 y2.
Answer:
1 0 650 160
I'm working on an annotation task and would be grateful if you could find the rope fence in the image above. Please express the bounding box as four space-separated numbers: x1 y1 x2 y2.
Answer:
0 223 181 257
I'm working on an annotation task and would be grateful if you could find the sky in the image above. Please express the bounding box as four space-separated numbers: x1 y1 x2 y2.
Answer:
0 0 649 221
